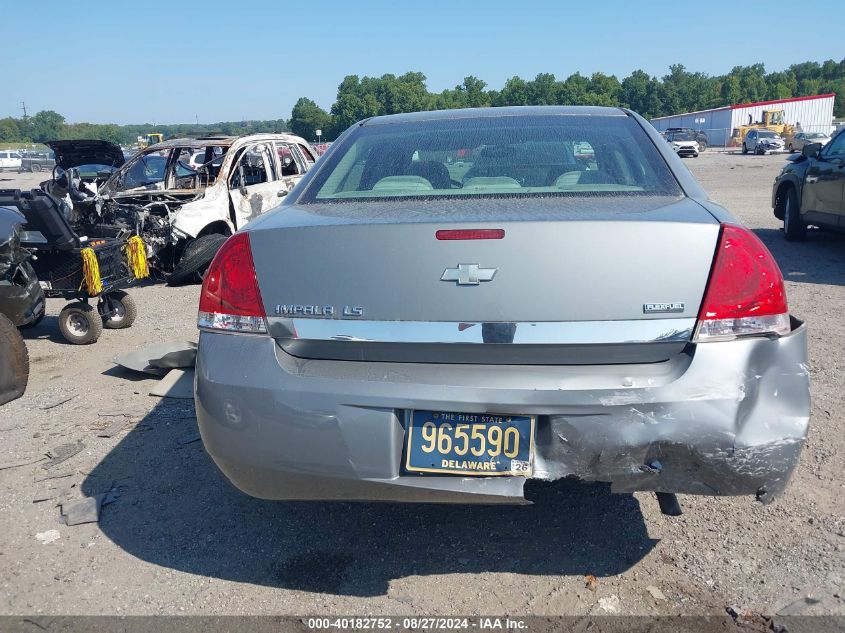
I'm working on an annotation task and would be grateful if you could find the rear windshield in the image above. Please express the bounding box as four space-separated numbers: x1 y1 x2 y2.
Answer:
302 114 680 202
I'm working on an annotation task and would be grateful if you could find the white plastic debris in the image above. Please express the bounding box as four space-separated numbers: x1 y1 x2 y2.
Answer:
35 529 60 544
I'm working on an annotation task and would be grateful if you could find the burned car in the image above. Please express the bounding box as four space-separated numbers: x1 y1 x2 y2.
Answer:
45 134 316 284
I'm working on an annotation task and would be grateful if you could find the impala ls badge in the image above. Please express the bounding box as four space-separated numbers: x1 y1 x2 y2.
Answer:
441 264 498 286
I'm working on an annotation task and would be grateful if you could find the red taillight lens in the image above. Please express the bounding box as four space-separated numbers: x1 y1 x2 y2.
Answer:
197 233 267 333
436 229 505 240
694 224 790 341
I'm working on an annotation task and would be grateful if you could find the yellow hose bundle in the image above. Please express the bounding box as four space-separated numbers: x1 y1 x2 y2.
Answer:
126 235 150 280
80 248 103 296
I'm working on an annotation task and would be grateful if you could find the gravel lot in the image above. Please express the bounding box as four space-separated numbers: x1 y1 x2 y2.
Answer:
0 153 842 617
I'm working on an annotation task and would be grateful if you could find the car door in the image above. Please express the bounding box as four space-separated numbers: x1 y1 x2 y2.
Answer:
801 130 845 223
746 130 757 152
273 141 308 196
228 143 282 229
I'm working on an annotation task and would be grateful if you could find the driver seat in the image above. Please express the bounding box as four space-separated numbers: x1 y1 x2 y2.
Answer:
0 189 81 251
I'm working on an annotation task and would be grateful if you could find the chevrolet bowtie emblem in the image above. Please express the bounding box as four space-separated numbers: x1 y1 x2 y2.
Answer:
441 264 498 286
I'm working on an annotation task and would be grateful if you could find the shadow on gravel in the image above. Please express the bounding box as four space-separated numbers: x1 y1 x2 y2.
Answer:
82 399 657 596
755 227 845 287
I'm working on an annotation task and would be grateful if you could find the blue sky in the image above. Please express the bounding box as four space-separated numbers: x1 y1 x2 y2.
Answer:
1 0 841 124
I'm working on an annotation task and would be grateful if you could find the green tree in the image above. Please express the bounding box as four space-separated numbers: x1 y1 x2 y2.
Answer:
27 110 65 142
289 97 332 141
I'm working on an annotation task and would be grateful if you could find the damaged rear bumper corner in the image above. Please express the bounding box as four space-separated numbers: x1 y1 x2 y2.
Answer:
195 319 810 504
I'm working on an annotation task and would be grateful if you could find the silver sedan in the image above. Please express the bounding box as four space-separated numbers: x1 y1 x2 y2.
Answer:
194 106 809 509
788 131 831 153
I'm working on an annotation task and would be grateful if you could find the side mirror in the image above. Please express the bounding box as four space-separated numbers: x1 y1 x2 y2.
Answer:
801 143 821 159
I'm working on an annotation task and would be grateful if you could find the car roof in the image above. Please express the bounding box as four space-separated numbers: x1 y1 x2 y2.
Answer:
361 105 628 126
146 132 308 150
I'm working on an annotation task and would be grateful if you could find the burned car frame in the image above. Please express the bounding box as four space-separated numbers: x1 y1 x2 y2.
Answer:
45 134 316 283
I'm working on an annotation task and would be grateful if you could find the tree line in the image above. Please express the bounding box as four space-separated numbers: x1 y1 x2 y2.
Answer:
289 59 845 141
2 58 842 146
0 112 288 146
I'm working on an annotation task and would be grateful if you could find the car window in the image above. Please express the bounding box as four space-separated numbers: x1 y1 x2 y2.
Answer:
230 145 272 189
758 131 776 138
276 142 301 177
298 143 316 164
305 115 680 202
115 152 168 191
824 131 845 156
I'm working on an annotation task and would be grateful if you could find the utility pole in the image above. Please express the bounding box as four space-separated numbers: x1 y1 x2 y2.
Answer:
20 101 28 119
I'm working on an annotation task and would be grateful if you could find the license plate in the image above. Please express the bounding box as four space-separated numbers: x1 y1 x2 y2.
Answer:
405 410 534 476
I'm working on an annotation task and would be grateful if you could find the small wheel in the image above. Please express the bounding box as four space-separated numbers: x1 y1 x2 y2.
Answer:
783 187 806 242
101 290 137 329
58 302 103 344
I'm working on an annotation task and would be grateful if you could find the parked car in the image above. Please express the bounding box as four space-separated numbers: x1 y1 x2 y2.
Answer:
772 126 845 240
665 127 708 151
664 131 699 157
0 151 22 171
742 129 785 155
195 106 809 509
45 134 314 284
787 132 831 153
0 205 44 404
19 151 56 173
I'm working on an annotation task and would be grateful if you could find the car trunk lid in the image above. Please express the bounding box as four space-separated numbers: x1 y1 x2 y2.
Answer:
249 196 720 364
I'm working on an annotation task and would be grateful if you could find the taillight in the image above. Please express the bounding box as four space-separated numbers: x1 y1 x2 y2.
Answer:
694 224 790 341
197 232 267 333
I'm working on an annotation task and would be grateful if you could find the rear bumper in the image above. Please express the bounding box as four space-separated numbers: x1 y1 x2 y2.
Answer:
195 320 810 504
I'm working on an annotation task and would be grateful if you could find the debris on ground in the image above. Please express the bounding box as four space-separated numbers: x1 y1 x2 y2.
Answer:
43 441 84 470
40 395 78 410
33 483 75 504
0 456 47 471
35 529 60 544
597 595 621 614
95 418 128 438
726 606 772 631
149 368 194 399
646 585 666 601
60 487 119 526
33 470 75 483
776 595 821 616
584 574 598 591
114 341 197 376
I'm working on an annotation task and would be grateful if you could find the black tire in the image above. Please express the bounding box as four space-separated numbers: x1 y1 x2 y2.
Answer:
167 233 228 286
783 187 806 242
100 290 137 329
58 302 103 345
788 144 795 153
0 312 29 405
30 164 41 173
741 142 748 155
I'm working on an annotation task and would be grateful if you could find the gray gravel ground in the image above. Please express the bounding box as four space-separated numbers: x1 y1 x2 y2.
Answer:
0 154 842 616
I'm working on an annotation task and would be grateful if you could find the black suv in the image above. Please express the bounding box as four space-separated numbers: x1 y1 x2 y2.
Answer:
665 127 709 151
772 127 845 240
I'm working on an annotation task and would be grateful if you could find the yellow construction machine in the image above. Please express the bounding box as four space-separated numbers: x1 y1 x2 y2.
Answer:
731 109 799 145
